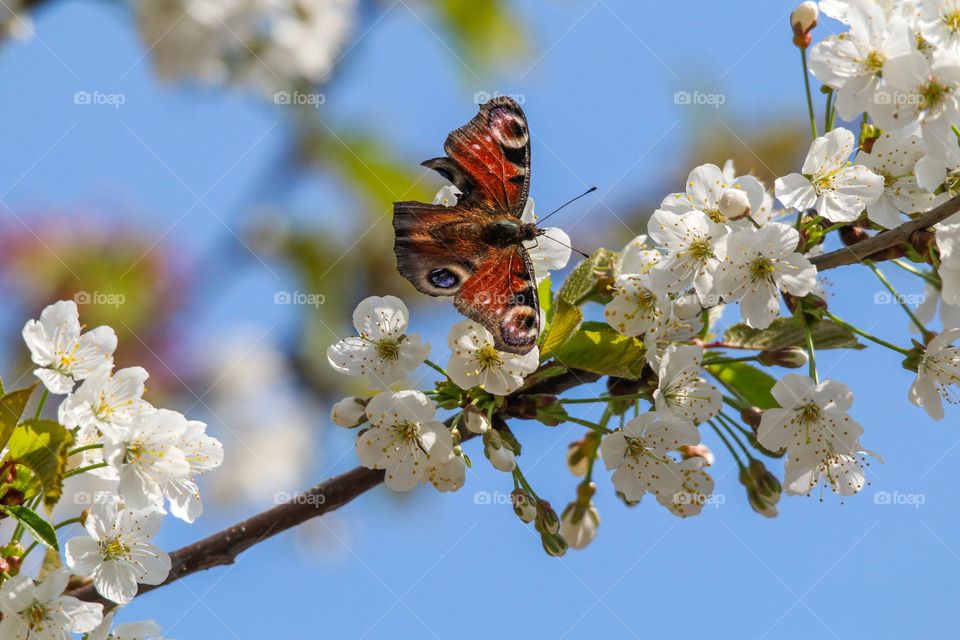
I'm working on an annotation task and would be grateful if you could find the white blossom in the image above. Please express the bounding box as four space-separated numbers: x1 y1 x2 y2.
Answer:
918 0 960 52
715 223 818 329
855 130 946 227
446 320 539 395
615 234 661 277
357 390 454 491
600 412 699 502
775 128 884 222
604 274 668 337
653 344 722 423
327 295 430 389
22 300 117 394
331 397 367 427
161 419 223 523
88 612 165 640
909 327 960 419
661 163 767 226
59 366 152 438
656 457 715 517
65 496 171 605
784 444 874 496
0 568 103 640
646 210 727 303
559 502 600 549
808 2 914 120
521 198 572 282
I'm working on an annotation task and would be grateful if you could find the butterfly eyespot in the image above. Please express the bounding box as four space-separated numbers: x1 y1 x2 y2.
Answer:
429 268 460 289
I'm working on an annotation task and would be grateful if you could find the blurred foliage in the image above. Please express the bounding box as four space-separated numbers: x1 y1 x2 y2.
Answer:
422 0 527 71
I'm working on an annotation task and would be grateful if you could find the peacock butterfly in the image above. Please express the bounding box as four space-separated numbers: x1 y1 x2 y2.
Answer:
393 96 545 355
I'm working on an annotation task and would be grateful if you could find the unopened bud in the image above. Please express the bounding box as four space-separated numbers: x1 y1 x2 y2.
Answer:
566 440 589 477
330 397 366 428
718 188 751 220
839 225 868 247
535 500 560 535
5 555 21 575
739 459 782 517
757 346 809 369
463 405 490 434
560 501 600 550
0 489 24 508
910 230 937 260
541 531 568 557
791 1 818 48
511 489 537 523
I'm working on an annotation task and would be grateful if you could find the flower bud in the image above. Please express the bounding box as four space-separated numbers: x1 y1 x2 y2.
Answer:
560 501 600 550
0 489 24 508
839 224 868 247
672 293 704 320
330 397 366 428
511 489 537 523
679 443 715 466
535 500 560 535
483 430 518 472
540 531 568 557
791 1 818 48
739 459 782 518
757 346 809 369
463 405 490 434
566 440 590 477
718 188 751 220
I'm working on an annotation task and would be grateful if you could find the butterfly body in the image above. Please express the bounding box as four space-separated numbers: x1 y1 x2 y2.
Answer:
393 97 541 355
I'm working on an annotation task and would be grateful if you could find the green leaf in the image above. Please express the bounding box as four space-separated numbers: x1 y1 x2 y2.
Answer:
539 303 582 358
552 321 647 379
705 362 778 410
723 318 863 351
538 277 553 326
6 419 74 509
0 384 37 452
0 505 58 550
558 249 617 307
431 0 526 69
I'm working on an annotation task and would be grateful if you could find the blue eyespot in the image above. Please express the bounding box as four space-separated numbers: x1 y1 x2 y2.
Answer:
429 268 459 289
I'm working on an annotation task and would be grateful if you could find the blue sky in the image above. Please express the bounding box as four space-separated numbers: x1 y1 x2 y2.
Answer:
1 1 957 638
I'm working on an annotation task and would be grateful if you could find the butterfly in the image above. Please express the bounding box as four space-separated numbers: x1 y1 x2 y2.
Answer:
393 96 544 355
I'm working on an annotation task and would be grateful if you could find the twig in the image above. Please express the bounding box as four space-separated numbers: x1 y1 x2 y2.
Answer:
811 194 960 271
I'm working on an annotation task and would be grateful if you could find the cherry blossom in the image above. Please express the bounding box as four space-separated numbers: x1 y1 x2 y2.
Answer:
446 320 539 396
653 344 721 424
0 569 103 639
909 328 960 419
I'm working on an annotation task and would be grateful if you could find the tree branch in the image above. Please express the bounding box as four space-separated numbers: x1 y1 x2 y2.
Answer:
66 367 599 607
811 193 960 271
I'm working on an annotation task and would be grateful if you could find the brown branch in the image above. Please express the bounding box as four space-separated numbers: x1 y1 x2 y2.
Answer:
66 367 598 607
811 193 960 271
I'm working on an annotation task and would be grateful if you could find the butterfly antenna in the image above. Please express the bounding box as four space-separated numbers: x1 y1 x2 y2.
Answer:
539 232 590 259
536 186 597 226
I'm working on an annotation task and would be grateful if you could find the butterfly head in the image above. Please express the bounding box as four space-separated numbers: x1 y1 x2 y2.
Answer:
481 220 540 247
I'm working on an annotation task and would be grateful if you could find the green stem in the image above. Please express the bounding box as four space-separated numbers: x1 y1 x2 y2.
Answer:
826 311 911 356
64 462 108 479
891 259 939 286
566 416 613 435
823 89 836 132
865 260 933 338
801 46 818 139
715 413 755 460
66 443 103 457
423 359 450 379
703 355 760 365
33 389 49 420
804 325 818 384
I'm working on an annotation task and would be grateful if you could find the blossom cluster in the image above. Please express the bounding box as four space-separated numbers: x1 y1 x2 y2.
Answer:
324 0 960 556
0 300 223 639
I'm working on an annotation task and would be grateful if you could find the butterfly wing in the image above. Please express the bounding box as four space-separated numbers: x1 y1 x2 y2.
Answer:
454 245 539 354
422 96 531 218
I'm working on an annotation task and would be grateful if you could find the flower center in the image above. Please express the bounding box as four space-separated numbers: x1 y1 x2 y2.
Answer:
919 76 950 113
376 339 401 362
748 256 776 282
703 208 725 224
101 536 131 560
943 10 960 34
25 600 49 628
863 49 886 74
476 344 501 370
686 237 714 262
798 402 822 424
